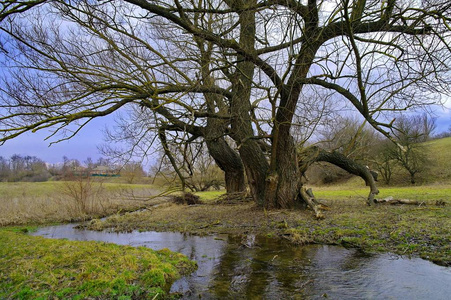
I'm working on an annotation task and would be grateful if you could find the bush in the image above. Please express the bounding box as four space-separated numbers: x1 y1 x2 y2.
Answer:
171 192 202 205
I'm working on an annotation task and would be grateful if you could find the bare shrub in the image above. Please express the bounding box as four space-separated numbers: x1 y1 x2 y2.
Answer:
61 175 108 217
171 193 202 205
0 182 164 226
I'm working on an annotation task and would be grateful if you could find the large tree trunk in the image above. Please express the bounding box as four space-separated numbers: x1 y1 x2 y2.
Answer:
228 0 270 206
265 130 302 209
409 172 416 184
205 136 246 193
265 42 320 209
196 29 247 195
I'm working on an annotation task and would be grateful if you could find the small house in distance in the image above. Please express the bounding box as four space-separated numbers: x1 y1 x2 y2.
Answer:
89 166 120 177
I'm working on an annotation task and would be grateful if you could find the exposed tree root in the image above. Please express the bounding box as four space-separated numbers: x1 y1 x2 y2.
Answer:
215 192 252 204
300 187 324 219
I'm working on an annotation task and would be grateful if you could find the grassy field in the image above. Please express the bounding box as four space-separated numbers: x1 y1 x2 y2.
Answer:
382 136 451 184
314 181 451 201
422 137 451 182
0 181 196 299
0 227 196 299
0 180 165 226
1 138 450 298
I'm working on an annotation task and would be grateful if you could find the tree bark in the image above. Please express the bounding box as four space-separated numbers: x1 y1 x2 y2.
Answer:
205 136 246 193
410 172 416 185
196 30 247 195
228 0 270 206
300 186 325 219
265 41 320 209
265 131 302 209
299 146 379 205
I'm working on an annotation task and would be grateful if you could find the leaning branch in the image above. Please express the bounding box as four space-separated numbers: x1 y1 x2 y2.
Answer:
299 146 379 205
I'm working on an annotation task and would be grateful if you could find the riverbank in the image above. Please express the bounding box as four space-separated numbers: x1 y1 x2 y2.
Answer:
1 182 450 298
0 227 196 299
83 195 451 266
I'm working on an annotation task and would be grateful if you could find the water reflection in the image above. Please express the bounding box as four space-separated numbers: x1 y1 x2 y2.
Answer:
32 225 451 299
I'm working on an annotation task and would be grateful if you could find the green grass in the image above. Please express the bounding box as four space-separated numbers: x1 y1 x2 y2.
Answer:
0 227 196 299
195 190 225 202
314 183 451 202
286 202 451 266
422 137 451 182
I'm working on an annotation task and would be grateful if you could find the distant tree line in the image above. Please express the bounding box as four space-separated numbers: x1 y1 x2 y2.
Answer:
0 155 146 183
0 154 50 182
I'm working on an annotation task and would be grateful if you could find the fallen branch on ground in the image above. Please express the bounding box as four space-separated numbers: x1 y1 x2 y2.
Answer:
374 197 422 205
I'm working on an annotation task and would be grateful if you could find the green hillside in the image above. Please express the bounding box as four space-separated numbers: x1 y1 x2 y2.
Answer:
422 137 451 183
331 137 451 187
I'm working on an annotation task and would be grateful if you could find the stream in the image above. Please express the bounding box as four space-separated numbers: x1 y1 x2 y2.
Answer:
32 224 451 299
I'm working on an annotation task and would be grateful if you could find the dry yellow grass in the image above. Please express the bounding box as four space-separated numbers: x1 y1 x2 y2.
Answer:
0 180 163 226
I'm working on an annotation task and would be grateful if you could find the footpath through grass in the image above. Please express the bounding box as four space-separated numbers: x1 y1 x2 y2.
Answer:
0 227 196 299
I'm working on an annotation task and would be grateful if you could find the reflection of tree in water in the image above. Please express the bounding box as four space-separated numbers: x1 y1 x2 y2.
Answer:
31 226 451 299
210 235 316 299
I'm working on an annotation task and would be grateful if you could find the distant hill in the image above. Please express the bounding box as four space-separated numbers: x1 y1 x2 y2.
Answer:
373 136 451 186
422 137 451 184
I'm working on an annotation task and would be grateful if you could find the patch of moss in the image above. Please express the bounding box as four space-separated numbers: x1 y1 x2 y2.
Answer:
286 204 450 266
0 228 197 299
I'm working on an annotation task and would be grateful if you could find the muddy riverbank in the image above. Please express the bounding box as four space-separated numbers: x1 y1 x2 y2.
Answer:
79 198 451 266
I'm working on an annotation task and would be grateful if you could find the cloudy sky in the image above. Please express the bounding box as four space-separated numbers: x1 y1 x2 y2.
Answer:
0 117 110 165
1 105 450 166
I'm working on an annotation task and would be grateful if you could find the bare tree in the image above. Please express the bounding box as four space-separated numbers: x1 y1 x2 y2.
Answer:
1 0 450 214
387 114 435 184
154 141 224 191
318 116 380 161
393 114 437 144
373 139 395 185
120 161 145 184
0 154 50 181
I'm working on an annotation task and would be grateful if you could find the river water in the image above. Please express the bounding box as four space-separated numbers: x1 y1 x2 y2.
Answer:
32 224 451 299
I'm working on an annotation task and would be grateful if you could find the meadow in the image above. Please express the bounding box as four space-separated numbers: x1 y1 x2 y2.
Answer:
1 138 451 298
0 180 195 299
0 180 165 226
0 227 196 299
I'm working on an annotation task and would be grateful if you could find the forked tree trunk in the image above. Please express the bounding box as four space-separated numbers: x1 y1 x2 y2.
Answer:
196 30 247 195
265 133 302 209
264 39 320 209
